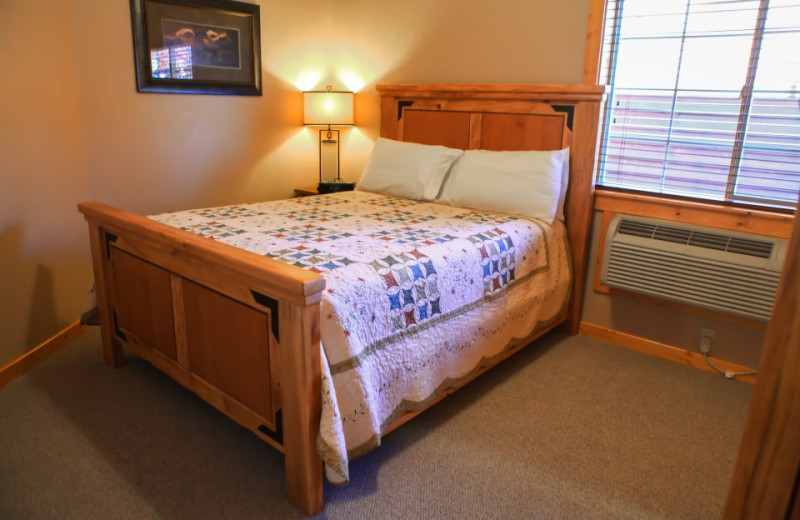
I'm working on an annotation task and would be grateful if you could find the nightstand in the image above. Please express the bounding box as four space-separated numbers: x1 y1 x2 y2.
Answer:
293 186 319 197
294 183 356 197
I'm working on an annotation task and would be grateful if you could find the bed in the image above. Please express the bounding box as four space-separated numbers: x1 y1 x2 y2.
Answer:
78 84 605 515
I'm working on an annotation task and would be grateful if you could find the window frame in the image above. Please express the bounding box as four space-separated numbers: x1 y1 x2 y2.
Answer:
583 0 798 211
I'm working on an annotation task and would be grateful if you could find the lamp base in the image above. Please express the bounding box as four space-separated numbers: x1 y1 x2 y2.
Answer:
317 181 355 194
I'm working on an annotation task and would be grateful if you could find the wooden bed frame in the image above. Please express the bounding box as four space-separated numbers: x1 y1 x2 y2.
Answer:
78 84 605 515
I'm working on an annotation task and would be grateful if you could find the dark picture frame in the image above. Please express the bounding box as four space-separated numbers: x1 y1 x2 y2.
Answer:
130 0 261 95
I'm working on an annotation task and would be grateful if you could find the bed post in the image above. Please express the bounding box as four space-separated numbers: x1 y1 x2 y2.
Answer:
562 98 604 334
279 300 323 515
85 220 125 367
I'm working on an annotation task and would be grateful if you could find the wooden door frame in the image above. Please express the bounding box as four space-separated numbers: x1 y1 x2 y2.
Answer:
722 204 800 519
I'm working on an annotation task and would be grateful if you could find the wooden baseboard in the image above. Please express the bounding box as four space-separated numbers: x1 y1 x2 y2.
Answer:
579 321 758 385
0 320 86 389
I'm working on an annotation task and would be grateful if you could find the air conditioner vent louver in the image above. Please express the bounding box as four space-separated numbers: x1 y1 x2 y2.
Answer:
602 215 787 322
618 219 774 259
727 237 774 258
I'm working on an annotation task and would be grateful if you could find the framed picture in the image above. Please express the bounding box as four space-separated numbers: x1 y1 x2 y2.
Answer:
130 0 261 95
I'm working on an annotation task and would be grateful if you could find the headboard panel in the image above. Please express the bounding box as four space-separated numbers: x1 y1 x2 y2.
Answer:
402 108 568 152
479 112 567 151
402 110 471 149
377 84 607 334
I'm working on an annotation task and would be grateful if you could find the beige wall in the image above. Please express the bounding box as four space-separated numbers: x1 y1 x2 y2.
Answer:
0 1 91 363
0 0 590 365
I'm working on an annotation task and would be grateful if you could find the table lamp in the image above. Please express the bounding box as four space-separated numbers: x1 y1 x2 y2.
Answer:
303 86 355 193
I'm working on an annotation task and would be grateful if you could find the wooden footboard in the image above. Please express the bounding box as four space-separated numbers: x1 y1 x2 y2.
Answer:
78 202 326 515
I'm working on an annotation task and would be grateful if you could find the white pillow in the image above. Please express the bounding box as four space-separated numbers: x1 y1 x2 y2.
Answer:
438 148 567 225
356 138 463 201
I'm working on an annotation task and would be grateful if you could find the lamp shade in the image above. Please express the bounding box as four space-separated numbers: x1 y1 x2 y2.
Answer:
303 89 354 126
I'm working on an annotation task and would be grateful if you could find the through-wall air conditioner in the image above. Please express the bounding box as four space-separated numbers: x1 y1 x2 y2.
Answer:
600 215 787 322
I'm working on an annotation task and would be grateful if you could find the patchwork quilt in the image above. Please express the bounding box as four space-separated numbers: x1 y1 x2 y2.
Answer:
151 190 571 484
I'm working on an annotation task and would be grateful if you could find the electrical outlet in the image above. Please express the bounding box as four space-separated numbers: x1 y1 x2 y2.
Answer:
699 328 715 354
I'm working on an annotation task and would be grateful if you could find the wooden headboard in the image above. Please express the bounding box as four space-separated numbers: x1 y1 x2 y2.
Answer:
376 84 606 333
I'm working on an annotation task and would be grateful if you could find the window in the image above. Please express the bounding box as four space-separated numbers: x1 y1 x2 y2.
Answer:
149 45 194 80
598 0 800 208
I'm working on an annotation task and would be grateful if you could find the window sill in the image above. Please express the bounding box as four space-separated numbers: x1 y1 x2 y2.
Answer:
594 189 795 239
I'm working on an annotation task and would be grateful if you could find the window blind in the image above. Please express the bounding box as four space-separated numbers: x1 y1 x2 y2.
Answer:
598 0 800 208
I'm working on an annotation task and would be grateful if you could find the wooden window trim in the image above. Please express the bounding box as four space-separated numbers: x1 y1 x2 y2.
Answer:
594 189 795 239
582 0 608 85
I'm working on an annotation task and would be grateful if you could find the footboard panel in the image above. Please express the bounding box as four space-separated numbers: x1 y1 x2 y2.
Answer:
79 201 326 515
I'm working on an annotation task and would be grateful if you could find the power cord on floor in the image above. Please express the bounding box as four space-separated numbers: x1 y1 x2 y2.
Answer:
699 334 758 380
702 352 758 379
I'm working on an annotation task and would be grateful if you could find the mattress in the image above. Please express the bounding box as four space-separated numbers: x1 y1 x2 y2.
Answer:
151 190 571 483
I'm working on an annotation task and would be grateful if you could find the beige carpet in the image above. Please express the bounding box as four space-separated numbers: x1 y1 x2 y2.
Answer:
0 328 752 519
